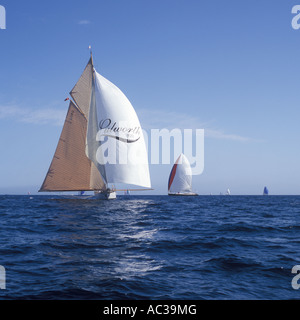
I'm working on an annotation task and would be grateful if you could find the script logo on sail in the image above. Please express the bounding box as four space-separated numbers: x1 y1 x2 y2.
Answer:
98 118 141 143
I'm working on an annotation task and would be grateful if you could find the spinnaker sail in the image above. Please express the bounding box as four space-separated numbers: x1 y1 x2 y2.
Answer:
168 153 197 196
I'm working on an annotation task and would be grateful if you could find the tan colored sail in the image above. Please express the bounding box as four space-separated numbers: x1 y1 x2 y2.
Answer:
90 162 105 190
70 57 93 118
39 101 105 192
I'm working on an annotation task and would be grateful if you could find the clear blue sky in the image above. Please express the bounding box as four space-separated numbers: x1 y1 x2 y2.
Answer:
0 0 300 195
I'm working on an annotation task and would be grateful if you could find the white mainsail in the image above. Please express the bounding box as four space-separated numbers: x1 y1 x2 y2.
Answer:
168 153 197 196
86 69 151 188
40 53 151 197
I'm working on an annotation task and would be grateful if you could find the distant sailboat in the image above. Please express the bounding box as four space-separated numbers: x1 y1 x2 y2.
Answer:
39 50 151 200
168 153 198 196
263 186 269 195
225 188 231 195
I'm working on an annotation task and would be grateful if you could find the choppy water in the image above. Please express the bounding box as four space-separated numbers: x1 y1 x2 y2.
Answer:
0 195 299 300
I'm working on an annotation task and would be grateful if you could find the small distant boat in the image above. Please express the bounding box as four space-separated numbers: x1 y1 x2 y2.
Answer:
225 188 231 195
168 153 198 196
263 186 269 195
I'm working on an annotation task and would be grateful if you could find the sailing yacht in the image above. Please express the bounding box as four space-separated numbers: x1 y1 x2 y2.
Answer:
168 153 198 196
263 187 269 195
225 188 231 195
39 51 151 199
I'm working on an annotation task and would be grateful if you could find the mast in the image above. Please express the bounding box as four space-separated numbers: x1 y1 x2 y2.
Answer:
89 45 93 65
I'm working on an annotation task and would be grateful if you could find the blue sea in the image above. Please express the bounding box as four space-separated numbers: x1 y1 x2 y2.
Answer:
0 195 299 300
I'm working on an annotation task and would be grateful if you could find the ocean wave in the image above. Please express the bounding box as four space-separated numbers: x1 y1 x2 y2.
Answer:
0 195 299 300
